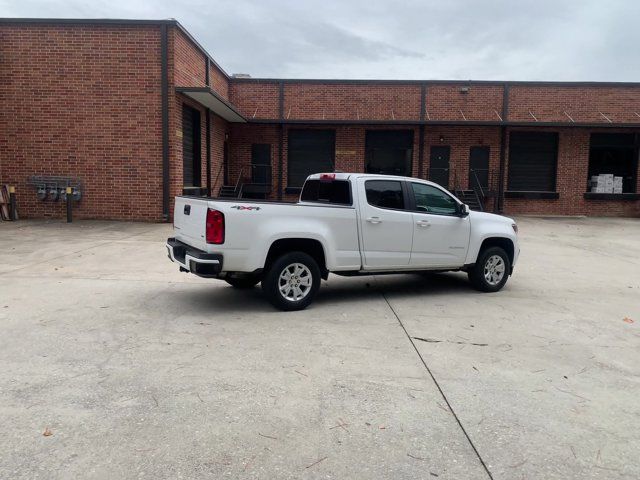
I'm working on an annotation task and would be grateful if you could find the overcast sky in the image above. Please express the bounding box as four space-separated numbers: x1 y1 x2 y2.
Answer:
2 0 639 81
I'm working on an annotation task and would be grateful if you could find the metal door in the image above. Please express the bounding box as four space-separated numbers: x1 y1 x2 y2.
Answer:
429 146 450 188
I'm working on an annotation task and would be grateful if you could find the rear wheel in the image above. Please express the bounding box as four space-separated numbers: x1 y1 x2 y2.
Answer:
468 247 510 292
262 251 321 311
225 275 260 289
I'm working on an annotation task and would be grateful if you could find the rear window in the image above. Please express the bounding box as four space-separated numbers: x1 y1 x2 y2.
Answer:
300 179 352 205
365 180 405 210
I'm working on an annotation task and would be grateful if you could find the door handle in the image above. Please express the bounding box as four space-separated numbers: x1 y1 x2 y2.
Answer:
416 220 431 227
366 216 382 224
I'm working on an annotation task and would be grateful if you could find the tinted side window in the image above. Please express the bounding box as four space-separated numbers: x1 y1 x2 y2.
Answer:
300 180 352 205
365 180 405 210
411 183 458 215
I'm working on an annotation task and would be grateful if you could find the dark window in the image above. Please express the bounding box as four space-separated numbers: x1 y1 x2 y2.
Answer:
300 179 352 205
182 105 201 187
365 180 405 210
507 132 558 191
411 183 458 215
288 130 335 187
365 130 413 176
587 133 638 193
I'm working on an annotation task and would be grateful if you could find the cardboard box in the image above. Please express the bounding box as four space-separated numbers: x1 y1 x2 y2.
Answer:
613 186 623 194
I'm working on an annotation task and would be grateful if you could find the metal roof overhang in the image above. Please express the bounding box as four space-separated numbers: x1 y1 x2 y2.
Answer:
175 87 246 123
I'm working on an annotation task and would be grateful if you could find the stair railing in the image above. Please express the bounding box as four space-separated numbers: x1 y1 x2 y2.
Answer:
469 169 486 212
234 167 244 198
212 162 224 196
470 169 486 202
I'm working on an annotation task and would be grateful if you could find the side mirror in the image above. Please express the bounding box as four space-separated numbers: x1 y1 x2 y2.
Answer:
459 203 470 217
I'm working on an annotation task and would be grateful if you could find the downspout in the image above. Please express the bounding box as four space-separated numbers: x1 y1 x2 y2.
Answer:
205 59 211 196
206 109 211 196
495 83 510 213
160 24 170 221
417 84 426 178
277 81 284 201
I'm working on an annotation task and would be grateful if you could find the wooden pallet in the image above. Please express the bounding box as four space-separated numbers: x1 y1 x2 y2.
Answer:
0 185 12 220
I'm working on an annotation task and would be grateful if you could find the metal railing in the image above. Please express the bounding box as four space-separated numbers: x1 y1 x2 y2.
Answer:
234 167 245 198
250 164 272 186
469 169 486 202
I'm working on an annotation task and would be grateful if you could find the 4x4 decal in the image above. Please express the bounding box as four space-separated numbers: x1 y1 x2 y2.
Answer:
231 205 261 211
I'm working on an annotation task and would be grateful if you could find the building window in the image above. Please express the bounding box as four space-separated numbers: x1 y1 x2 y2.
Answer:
365 130 413 177
182 105 201 187
287 130 335 188
507 132 558 192
587 133 638 193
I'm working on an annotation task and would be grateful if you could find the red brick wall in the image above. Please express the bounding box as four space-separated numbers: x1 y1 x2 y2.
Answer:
173 28 206 88
211 114 230 194
427 85 503 122
172 27 229 99
508 86 640 123
209 63 229 100
230 81 280 119
284 83 421 121
0 24 164 220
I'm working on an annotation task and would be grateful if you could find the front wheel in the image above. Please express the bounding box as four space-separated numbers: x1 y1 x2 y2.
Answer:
468 247 511 292
262 251 321 311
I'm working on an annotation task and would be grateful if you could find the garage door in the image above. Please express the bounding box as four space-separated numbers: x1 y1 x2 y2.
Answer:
508 132 558 191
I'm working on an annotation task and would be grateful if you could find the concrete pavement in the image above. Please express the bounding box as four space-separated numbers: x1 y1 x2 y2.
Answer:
0 217 638 479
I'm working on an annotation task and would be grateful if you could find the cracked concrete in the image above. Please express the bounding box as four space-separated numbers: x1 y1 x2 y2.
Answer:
0 217 639 479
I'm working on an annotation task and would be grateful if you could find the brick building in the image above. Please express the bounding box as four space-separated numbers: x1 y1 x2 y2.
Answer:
1 18 639 220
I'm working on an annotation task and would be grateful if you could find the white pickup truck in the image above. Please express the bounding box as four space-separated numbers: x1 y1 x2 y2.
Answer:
167 173 519 311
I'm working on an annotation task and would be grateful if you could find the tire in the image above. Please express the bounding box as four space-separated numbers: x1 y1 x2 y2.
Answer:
468 246 511 292
225 275 261 289
261 251 321 311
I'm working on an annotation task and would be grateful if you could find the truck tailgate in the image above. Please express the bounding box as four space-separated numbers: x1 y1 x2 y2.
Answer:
173 197 209 251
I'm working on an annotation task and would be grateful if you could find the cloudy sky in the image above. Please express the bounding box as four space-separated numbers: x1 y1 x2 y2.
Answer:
2 0 639 81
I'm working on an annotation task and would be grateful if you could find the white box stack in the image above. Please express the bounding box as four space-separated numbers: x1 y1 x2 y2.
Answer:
613 176 623 194
590 174 618 193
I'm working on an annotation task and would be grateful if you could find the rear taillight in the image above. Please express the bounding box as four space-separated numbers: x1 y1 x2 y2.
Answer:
206 209 225 244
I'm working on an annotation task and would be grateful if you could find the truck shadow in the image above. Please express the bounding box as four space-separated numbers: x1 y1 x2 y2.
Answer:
173 272 473 314
315 272 472 306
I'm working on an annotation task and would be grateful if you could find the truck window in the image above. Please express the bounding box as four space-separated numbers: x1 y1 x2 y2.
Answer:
300 179 352 205
365 180 405 210
411 183 458 215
